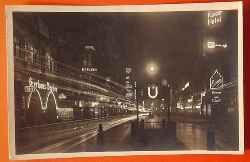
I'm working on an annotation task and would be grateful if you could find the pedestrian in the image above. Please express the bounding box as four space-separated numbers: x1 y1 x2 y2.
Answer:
97 124 105 151
140 119 145 129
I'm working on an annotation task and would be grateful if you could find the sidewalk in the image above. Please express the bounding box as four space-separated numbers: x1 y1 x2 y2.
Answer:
170 112 239 151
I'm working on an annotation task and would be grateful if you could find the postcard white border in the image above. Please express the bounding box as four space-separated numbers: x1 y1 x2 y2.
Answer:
6 1 244 160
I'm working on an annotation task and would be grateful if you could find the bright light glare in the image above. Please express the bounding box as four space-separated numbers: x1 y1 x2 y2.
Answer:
147 63 158 75
150 66 155 72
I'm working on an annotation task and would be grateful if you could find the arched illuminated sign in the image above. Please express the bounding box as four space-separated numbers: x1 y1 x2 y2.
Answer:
27 89 43 109
147 86 158 99
210 70 223 90
45 91 58 110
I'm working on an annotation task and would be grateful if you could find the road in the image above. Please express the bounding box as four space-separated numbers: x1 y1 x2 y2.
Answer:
66 113 238 152
16 113 238 154
16 115 137 154
64 114 187 152
64 120 134 152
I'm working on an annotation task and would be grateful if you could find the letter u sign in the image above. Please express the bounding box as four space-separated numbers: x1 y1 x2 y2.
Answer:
148 86 158 99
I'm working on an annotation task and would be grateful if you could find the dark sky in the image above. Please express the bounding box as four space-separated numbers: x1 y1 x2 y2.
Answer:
40 10 238 88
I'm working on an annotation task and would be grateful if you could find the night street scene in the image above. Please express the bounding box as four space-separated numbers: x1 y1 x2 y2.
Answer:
10 6 242 156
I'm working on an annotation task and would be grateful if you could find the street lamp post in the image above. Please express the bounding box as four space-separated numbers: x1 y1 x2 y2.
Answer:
162 79 172 123
136 98 139 122
167 86 172 123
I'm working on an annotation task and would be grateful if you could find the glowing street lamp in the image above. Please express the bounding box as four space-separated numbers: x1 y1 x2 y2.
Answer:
150 66 155 72
147 63 158 76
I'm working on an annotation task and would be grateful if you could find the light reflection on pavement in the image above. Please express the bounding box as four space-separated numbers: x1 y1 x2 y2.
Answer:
176 123 207 150
143 115 207 150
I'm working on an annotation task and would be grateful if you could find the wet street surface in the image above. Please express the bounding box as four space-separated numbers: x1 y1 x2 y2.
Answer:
64 115 209 152
66 118 187 152
16 113 238 153
142 115 208 150
176 123 207 150
16 115 137 154
171 113 239 151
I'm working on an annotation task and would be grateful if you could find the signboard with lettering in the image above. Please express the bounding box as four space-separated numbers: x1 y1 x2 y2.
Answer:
27 77 57 92
81 67 98 72
207 41 227 49
210 70 223 90
211 91 222 103
24 86 36 92
209 70 223 104
125 67 133 99
208 11 223 26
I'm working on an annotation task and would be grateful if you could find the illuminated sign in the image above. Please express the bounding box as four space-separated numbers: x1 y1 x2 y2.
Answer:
210 70 223 104
148 86 158 99
83 90 96 95
85 45 95 50
188 96 193 103
207 41 227 49
211 91 222 103
208 11 223 26
182 82 189 91
81 67 98 72
126 92 133 98
200 92 206 104
125 68 132 74
125 84 132 89
28 77 57 92
125 67 133 99
134 82 137 100
24 86 36 92
58 93 67 100
210 70 223 90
